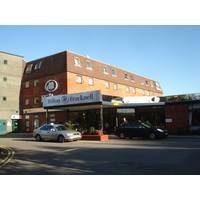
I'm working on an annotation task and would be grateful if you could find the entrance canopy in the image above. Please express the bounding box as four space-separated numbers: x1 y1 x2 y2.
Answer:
43 90 165 111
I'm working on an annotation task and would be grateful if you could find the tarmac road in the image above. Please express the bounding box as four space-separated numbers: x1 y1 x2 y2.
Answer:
1 133 200 175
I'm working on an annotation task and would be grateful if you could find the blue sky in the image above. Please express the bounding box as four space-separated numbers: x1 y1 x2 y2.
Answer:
1 25 200 96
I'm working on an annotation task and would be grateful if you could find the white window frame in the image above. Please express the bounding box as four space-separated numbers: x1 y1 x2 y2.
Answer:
111 69 117 76
76 76 83 84
105 82 110 88
25 99 29 105
103 66 108 74
74 57 81 66
126 86 130 92
124 73 129 80
114 84 118 90
88 78 94 85
86 60 92 69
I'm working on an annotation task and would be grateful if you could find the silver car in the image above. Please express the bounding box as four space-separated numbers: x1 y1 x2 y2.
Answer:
33 124 82 143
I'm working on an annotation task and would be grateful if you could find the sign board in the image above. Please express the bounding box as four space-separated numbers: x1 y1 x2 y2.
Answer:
11 115 22 119
43 90 102 107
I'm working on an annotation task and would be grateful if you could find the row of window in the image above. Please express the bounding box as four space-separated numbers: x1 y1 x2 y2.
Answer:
24 57 158 88
74 57 155 87
76 75 155 95
25 62 41 73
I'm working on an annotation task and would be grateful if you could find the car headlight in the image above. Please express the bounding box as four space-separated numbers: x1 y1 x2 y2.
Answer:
157 129 164 132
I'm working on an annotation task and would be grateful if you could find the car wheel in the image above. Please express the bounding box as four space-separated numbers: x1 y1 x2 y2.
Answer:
119 132 126 139
149 132 156 140
58 135 65 143
36 134 41 141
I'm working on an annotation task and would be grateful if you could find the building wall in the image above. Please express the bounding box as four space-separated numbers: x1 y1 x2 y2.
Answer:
165 103 189 134
0 51 25 133
67 51 163 97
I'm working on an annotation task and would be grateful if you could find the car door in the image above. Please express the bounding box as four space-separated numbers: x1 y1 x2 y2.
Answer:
123 122 136 138
134 122 147 137
39 125 49 140
46 125 58 140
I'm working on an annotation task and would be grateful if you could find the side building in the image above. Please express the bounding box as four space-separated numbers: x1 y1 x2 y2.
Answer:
21 51 163 132
0 51 25 134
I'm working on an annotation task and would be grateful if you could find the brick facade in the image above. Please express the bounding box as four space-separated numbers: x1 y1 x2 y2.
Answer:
165 103 189 134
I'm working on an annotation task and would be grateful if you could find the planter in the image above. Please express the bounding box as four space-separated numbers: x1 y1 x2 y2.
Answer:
81 134 108 141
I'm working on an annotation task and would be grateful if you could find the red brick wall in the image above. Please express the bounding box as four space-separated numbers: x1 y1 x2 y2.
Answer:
165 103 189 134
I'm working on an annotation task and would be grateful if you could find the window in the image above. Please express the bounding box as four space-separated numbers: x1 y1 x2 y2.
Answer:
3 96 7 101
25 81 30 88
150 81 153 87
132 88 136 93
34 80 39 87
111 69 116 76
114 84 118 90
140 78 144 84
3 60 8 64
25 99 29 105
3 77 7 82
103 66 108 74
34 97 39 104
124 73 129 80
76 76 83 84
105 82 110 88
86 61 92 69
74 57 81 66
26 64 33 73
126 87 130 92
146 80 149 86
130 75 135 82
34 62 41 70
142 90 145 95
88 78 94 85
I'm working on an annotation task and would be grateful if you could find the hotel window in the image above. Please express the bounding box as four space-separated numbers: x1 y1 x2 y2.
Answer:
103 66 108 74
140 78 144 84
25 99 29 105
114 84 118 90
142 90 145 95
34 62 41 70
3 60 8 64
111 69 116 76
3 77 7 82
74 57 81 66
76 76 83 84
105 82 110 88
34 80 39 87
130 75 135 82
124 73 129 80
88 78 94 85
34 97 39 104
25 64 33 73
132 88 136 93
126 87 130 92
86 61 92 69
146 80 149 86
147 91 150 96
25 81 30 88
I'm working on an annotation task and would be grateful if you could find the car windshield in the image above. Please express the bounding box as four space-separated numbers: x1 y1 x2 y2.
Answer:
141 122 154 128
55 125 68 131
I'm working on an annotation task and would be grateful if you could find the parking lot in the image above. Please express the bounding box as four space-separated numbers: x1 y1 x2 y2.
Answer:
1 133 200 175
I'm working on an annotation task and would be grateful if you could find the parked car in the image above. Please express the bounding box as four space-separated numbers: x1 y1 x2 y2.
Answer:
33 124 82 143
115 122 168 140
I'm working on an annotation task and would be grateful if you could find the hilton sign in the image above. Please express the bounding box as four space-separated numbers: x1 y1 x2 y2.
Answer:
43 90 102 107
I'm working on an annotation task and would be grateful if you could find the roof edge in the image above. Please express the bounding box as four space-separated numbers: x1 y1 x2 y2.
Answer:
0 51 24 58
